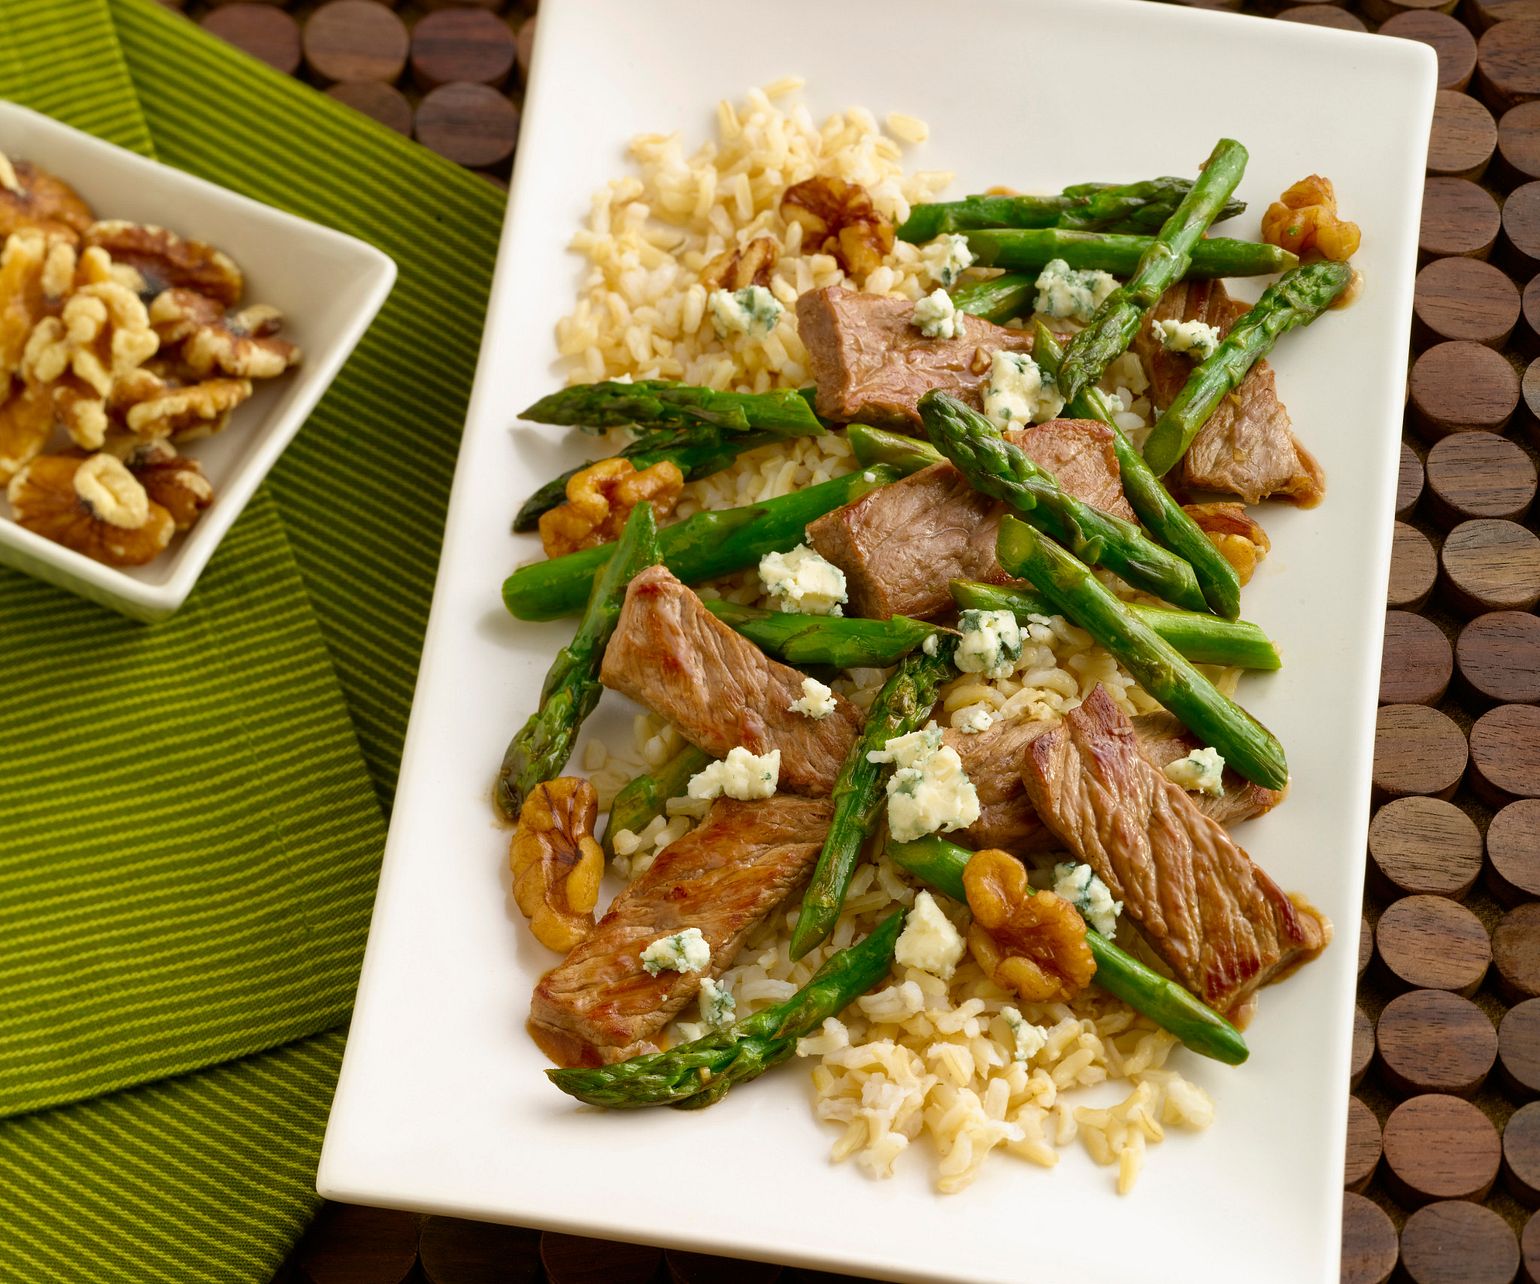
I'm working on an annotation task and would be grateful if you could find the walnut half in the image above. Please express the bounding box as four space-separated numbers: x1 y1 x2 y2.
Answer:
8 452 174 566
1183 502 1270 586
963 848 1096 1003
538 456 682 558
509 777 605 953
1261 175 1360 263
779 177 894 279
0 155 95 243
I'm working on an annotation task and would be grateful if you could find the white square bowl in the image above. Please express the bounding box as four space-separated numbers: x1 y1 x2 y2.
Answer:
0 101 396 621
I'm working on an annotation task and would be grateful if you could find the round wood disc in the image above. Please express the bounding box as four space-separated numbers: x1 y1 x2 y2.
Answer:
1507 181 1540 275
1377 989 1498 1094
1382 1094 1502 1204
1280 3 1370 24
1364 0 1457 18
1390 521 1440 609
419 1217 541 1284
1508 1102 1540 1206
1410 340 1520 437
1376 896 1493 994
1488 799 1540 903
1353 1003 1376 1087
1523 278 1540 356
325 81 414 136
1346 1096 1384 1191
1342 1192 1399 1284
303 0 409 85
667 1251 783 1284
1379 611 1455 705
1496 903 1540 1001
1401 1200 1521 1284
410 9 516 91
1399 441 1426 518
1525 357 1540 444
1469 703 1540 804
296 1205 421 1284
1441 518 1540 614
1381 11 1478 90
1431 91 1499 178
1501 101 1540 183
1471 0 1540 27
415 82 520 168
1427 430 1537 526
540 1234 663 1284
1526 1209 1540 1284
1370 796 1483 898
1477 20 1540 112
515 15 536 83
1419 177 1502 260
200 3 301 74
1360 911 1375 977
1501 998 1540 1096
1415 258 1521 348
1458 611 1540 705
1373 704 1469 801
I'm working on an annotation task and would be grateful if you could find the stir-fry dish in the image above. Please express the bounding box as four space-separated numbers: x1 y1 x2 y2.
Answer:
497 83 1355 1194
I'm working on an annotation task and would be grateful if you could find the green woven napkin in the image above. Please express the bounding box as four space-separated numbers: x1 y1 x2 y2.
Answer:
0 0 506 1277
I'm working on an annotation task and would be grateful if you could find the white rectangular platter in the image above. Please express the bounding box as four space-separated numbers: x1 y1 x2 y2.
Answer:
318 4 1436 1281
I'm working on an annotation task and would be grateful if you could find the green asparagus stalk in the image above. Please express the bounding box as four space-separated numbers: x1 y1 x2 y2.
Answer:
520 380 823 436
886 837 1248 1066
1142 260 1355 478
1030 320 1242 619
704 600 941 668
949 579 1280 671
600 743 713 859
847 423 945 475
789 649 955 960
503 465 899 621
996 516 1288 790
547 910 905 1109
1054 139 1251 407
964 227 1292 283
920 392 1209 615
495 502 662 820
897 180 1246 242
950 272 1038 324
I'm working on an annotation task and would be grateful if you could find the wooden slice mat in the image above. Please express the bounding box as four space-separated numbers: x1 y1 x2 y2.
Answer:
1342 1191 1400 1284
1410 340 1521 437
1419 177 1503 260
1370 796 1483 898
1347 1095 1384 1191
410 9 516 91
1496 903 1540 1000
1382 10 1479 89
1477 20 1540 111
1280 3 1370 23
415 83 520 168
1469 703 1540 804
1489 799 1540 903
294 1205 421 1284
199 4 300 75
1432 91 1499 178
1470 0 1540 28
1458 611 1540 705
1508 1102 1540 1205
1440 518 1540 613
1355 1003 1377 1088
1415 256 1522 347
1376 895 1493 994
1377 988 1498 1094
1400 440 1427 517
540 1234 663 1284
1361 912 1376 977
1523 278 1540 356
1383 1093 1502 1203
1400 1200 1521 1284
325 81 414 137
418 1217 541 1284
1427 431 1537 524
1373 704 1470 800
1507 182 1540 275
1501 101 1540 183
1500 998 1540 1095
1391 520 1440 608
1379 610 1455 705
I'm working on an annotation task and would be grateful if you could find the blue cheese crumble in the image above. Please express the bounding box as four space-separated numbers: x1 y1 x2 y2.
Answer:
1033 257 1118 323
894 889 966 979
926 232 975 287
912 288 961 339
698 976 737 1028
707 285 783 339
1164 745 1226 796
687 746 781 801
983 350 1064 428
1053 861 1123 937
788 675 837 720
954 608 1024 680
758 543 847 616
640 927 711 976
954 704 995 735
1001 1006 1049 1062
868 722 981 843
1152 317 1222 361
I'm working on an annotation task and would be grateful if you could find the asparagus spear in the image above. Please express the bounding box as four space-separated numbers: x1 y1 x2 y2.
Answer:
920 392 1209 615
996 515 1288 790
886 837 1247 1066
897 180 1247 242
964 227 1292 283
1142 260 1355 478
789 649 955 960
950 272 1038 325
600 743 713 859
495 502 662 819
520 380 823 436
1030 320 1241 619
950 580 1280 671
546 910 905 1109
513 429 777 533
503 465 900 621
847 423 945 474
704 600 941 668
1054 139 1251 407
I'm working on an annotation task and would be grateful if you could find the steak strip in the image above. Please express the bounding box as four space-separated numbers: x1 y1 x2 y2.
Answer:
529 795 834 1067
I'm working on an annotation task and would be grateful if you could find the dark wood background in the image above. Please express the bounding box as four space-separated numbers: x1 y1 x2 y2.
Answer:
159 0 1540 1278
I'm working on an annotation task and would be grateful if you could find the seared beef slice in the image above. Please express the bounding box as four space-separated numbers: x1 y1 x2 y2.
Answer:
1020 687 1326 1017
600 565 861 794
530 796 833 1066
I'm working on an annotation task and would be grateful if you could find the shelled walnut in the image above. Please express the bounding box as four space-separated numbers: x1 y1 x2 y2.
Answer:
538 456 683 557
780 176 893 278
1182 502 1270 586
963 848 1096 1004
8 451 174 566
1261 175 1360 262
0 155 93 243
150 290 300 380
509 778 605 953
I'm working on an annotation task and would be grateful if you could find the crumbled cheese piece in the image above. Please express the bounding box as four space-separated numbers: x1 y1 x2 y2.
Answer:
1053 861 1123 937
707 285 783 339
698 976 737 1028
759 543 847 616
954 704 995 735
1152 317 1222 361
894 890 966 979
1034 257 1118 323
1164 745 1227 796
954 608 1024 680
788 675 837 720
922 631 940 656
927 232 975 287
687 746 781 801
640 927 711 976
1001 1006 1049 1063
862 470 877 482
912 288 960 339
982 350 1064 429
869 722 980 843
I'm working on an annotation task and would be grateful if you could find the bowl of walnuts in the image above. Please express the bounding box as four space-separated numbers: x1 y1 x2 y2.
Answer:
0 101 396 621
